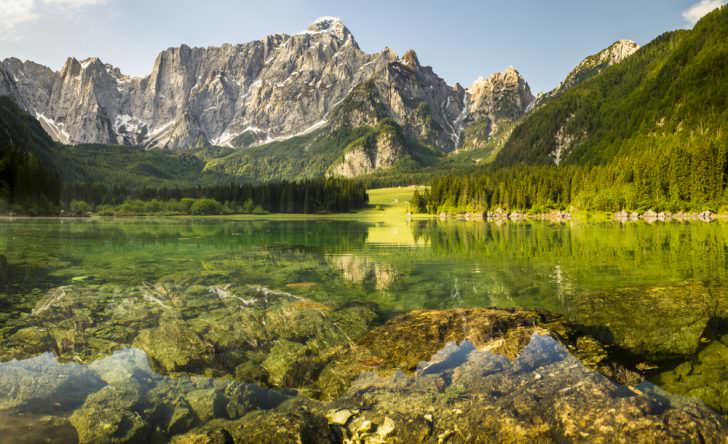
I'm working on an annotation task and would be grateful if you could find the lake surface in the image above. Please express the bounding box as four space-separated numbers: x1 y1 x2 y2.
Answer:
1 218 727 442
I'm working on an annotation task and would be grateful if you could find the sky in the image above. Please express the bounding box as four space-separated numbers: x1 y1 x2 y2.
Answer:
0 0 725 93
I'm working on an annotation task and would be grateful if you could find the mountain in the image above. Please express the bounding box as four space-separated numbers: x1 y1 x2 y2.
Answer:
498 5 728 167
458 67 534 152
0 17 537 180
0 18 466 153
531 40 640 109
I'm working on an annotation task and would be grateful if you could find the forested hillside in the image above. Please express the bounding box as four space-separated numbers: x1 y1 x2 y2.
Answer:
54 144 231 188
0 96 61 212
417 6 728 214
500 6 728 166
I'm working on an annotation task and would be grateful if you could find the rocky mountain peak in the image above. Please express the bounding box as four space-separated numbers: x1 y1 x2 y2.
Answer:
60 57 82 77
457 67 534 150
601 40 640 65
80 57 103 68
381 47 398 61
468 67 533 110
533 39 640 109
304 16 353 42
0 18 514 157
401 50 420 67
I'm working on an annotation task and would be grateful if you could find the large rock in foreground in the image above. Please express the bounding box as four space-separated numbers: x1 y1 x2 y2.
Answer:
175 309 728 443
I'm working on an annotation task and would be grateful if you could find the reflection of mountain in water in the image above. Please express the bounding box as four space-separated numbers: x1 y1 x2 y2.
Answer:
327 254 399 290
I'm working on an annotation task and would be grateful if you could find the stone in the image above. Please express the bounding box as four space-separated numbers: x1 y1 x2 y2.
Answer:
325 333 727 443
69 385 149 444
6 327 52 358
170 428 232 444
654 334 728 414
326 408 357 425
0 353 104 412
173 400 336 444
133 320 215 373
185 388 225 422
378 416 396 436
699 210 714 222
262 340 319 387
566 282 715 357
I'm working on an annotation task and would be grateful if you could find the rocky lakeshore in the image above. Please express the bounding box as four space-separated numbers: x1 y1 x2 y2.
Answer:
0 281 726 443
417 209 718 223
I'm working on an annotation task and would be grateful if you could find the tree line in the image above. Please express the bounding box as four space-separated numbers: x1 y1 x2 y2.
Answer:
60 178 369 215
413 131 728 214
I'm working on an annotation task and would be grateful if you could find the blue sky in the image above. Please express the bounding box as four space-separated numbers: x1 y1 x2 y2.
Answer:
1 0 725 93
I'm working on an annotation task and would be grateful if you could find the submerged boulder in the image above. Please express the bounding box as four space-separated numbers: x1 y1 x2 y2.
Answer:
322 333 727 443
172 399 336 444
69 385 149 444
567 283 716 357
133 320 216 373
655 333 728 414
0 353 104 412
317 308 542 399
171 308 727 443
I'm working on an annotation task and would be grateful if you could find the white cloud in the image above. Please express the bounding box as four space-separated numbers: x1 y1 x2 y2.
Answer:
1 0 38 35
682 0 727 25
42 0 107 7
0 0 108 38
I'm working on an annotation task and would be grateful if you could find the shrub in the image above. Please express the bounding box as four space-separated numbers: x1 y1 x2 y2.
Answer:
69 200 91 216
190 198 224 215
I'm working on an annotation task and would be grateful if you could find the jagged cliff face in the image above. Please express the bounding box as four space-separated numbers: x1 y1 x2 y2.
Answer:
0 18 468 154
533 40 640 109
329 124 406 178
459 67 534 150
327 48 467 151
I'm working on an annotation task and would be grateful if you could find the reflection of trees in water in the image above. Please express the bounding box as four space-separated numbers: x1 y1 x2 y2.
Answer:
411 220 728 286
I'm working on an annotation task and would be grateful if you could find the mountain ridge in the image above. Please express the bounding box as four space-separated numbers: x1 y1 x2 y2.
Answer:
1 17 649 182
0 17 475 155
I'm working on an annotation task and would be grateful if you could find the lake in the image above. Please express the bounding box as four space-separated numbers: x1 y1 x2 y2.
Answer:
1 217 727 442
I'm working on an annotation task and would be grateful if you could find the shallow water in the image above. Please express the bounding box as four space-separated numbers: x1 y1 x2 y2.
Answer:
1 218 727 441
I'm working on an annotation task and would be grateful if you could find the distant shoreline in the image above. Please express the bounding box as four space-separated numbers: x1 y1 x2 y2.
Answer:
408 210 722 223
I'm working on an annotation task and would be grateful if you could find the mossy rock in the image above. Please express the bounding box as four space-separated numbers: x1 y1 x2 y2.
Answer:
172 400 335 444
69 385 149 444
133 320 215 373
263 340 322 387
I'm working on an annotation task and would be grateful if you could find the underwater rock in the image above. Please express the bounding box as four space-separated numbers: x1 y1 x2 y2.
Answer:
568 283 715 357
324 334 728 443
170 428 233 444
134 320 215 373
5 327 53 359
0 412 79 444
176 322 727 443
185 388 226 422
88 348 156 386
263 340 320 388
69 384 149 444
317 308 542 400
0 353 104 412
654 333 728 414
172 399 336 444
360 308 542 369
